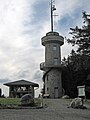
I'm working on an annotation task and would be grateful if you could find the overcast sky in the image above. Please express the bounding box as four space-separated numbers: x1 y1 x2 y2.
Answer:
0 0 90 97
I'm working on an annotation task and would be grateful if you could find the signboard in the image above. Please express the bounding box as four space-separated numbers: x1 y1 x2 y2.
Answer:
77 85 85 97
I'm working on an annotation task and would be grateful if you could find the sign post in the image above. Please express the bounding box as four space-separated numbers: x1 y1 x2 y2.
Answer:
77 85 85 97
77 85 86 105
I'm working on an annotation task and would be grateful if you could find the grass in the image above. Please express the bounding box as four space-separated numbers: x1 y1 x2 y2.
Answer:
0 98 21 105
34 98 41 106
85 99 90 105
0 98 41 106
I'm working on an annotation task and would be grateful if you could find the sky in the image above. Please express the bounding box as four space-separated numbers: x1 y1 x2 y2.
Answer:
0 0 90 97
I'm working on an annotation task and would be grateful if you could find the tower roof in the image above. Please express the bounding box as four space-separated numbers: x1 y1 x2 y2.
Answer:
41 32 64 46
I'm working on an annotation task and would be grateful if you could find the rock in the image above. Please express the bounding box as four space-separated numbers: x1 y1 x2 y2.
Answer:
21 94 34 106
69 97 86 109
62 95 70 99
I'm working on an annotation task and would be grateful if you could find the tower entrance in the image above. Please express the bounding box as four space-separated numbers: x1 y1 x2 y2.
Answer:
54 87 59 98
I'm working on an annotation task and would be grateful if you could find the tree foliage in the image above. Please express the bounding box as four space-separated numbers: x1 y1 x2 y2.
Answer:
62 12 90 98
67 12 90 55
62 50 90 98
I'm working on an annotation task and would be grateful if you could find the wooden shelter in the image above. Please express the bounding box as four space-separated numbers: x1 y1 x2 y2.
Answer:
4 80 39 98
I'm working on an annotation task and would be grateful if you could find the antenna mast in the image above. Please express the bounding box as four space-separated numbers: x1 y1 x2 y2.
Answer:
51 0 56 32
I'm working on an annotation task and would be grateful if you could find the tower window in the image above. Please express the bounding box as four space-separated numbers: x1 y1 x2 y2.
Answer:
47 75 49 81
55 87 58 89
54 58 58 65
47 88 49 91
53 45 57 50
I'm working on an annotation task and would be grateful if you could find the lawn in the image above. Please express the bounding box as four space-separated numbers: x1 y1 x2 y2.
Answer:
0 98 41 106
0 98 21 105
85 99 90 105
34 98 42 106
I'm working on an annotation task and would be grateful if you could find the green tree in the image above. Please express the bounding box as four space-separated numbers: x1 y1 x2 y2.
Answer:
62 50 78 98
67 12 90 56
67 12 90 71
62 12 90 98
62 50 89 98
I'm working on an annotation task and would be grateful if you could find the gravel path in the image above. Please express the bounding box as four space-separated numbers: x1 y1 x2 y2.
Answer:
0 99 90 120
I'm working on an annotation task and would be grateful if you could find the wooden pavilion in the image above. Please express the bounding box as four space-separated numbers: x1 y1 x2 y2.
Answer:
4 80 39 98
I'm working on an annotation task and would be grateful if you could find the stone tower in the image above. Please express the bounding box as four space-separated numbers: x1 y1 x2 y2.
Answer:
40 32 64 98
40 0 64 98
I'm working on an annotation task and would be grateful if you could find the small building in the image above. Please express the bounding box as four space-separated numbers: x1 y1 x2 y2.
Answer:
4 80 39 98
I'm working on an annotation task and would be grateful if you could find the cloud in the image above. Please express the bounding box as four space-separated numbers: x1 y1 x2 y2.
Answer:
0 0 90 97
0 79 10 84
54 0 90 58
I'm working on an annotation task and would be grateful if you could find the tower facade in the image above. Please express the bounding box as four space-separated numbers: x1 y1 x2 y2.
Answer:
40 32 64 98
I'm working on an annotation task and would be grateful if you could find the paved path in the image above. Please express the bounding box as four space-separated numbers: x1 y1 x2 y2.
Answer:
0 99 90 120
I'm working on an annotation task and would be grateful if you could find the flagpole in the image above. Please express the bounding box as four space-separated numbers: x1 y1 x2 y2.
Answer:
51 0 53 32
50 0 56 32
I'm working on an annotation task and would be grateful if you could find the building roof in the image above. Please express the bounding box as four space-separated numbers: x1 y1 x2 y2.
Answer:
4 80 39 87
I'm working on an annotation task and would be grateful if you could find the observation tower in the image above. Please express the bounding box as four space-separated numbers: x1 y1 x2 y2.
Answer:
40 0 64 98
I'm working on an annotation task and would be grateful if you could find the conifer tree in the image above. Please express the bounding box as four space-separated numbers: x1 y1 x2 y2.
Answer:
67 12 90 56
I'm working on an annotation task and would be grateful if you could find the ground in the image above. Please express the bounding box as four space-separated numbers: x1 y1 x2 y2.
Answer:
0 99 90 120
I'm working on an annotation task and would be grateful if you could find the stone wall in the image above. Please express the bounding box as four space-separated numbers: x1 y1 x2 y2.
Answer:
45 69 62 98
40 32 64 98
45 43 61 67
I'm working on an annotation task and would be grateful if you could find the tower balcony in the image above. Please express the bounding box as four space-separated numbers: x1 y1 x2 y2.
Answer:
40 62 63 70
41 32 64 46
40 62 46 70
45 63 62 69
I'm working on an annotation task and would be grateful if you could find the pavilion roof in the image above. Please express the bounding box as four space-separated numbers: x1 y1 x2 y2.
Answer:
4 80 39 87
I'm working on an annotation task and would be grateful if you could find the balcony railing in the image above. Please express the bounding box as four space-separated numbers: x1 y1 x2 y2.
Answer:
41 35 64 46
40 62 63 70
40 62 46 70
